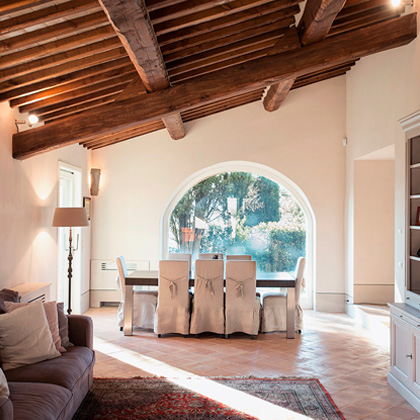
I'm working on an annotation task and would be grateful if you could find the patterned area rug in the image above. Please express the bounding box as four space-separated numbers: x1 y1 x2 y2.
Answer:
73 377 345 420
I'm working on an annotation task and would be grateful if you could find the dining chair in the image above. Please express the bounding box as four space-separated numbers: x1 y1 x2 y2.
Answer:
167 253 192 275
116 255 158 331
154 260 190 337
260 257 306 333
226 255 252 260
225 260 260 339
190 259 224 336
198 253 224 260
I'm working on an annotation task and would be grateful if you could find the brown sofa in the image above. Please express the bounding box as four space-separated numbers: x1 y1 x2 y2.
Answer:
0 315 95 420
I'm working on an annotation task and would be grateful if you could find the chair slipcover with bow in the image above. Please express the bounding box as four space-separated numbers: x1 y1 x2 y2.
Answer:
226 255 252 260
225 260 260 338
190 259 224 335
198 253 224 260
116 255 158 330
154 260 190 337
260 257 306 333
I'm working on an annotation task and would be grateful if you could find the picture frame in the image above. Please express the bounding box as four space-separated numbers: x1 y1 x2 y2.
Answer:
83 197 92 221
416 206 420 226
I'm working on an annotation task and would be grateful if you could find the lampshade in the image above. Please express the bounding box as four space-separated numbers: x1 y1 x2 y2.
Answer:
52 207 89 227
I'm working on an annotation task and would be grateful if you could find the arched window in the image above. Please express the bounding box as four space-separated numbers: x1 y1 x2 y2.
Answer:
161 162 315 309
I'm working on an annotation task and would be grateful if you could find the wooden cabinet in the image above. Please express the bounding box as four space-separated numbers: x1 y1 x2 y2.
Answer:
389 303 420 411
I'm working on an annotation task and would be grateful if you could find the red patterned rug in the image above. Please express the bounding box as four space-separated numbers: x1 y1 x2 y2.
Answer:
73 377 345 420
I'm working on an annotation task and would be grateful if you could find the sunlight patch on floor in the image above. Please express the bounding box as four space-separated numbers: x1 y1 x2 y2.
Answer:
94 337 312 420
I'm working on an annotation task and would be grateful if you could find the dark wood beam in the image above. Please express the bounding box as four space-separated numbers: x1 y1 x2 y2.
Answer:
0 0 46 15
263 78 295 111
298 0 347 45
162 113 185 140
12 14 417 160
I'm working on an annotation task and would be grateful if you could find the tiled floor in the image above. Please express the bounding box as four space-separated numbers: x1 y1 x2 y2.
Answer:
86 306 420 420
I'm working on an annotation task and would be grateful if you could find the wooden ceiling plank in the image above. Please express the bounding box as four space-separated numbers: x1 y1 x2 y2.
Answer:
161 7 299 56
10 64 135 108
99 0 184 140
150 0 237 24
292 68 349 89
36 83 130 118
12 14 417 159
263 78 295 111
165 17 294 63
0 47 128 95
162 113 185 140
0 0 101 36
146 1 186 13
98 0 168 91
114 77 148 102
19 72 137 113
0 12 108 54
336 0 392 19
298 0 347 45
0 37 121 84
0 26 116 68
154 0 299 36
0 0 47 15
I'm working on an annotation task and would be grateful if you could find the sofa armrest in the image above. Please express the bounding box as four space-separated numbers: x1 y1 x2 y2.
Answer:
68 315 93 350
0 396 13 420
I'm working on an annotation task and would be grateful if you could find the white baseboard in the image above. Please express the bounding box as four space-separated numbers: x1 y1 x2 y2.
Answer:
388 372 420 413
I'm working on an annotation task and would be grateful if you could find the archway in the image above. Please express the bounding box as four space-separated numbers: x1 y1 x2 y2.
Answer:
160 161 316 309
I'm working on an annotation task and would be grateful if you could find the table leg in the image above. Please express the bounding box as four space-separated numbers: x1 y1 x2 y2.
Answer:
123 285 133 336
286 287 295 339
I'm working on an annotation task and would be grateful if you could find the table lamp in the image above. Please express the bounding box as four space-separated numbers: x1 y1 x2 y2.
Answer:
52 207 89 314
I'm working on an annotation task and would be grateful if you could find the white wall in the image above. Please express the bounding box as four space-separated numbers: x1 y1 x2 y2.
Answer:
0 101 91 313
91 76 347 312
353 159 395 303
345 8 420 307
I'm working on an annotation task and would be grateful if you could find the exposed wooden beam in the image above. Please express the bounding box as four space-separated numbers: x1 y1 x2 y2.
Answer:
12 14 417 160
0 0 46 15
162 113 185 140
99 0 185 140
298 0 347 45
263 78 295 111
0 0 101 36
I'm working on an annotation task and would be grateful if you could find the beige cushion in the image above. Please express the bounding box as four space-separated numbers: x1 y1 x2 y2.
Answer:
0 301 60 370
56 302 73 349
5 301 66 353
0 369 9 398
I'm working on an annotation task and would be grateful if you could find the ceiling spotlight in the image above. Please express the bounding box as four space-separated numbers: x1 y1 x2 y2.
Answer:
391 0 414 6
28 114 39 125
14 114 40 132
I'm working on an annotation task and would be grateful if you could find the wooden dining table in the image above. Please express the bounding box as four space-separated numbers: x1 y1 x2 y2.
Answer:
124 270 296 338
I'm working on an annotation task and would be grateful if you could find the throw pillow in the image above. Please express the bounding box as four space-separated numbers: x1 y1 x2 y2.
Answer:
0 369 9 398
0 301 60 371
57 302 73 349
5 301 66 353
0 289 19 314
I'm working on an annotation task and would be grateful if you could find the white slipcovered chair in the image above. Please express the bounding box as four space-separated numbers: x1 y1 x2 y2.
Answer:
260 257 306 333
116 255 158 331
154 260 190 337
225 260 260 339
226 255 252 260
190 259 224 336
167 253 192 275
198 253 224 260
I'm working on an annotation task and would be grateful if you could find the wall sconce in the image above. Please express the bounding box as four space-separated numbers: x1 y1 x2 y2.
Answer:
14 114 39 132
90 168 101 196
391 0 413 6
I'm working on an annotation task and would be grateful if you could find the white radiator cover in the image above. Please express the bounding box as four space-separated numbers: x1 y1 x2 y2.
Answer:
90 259 150 307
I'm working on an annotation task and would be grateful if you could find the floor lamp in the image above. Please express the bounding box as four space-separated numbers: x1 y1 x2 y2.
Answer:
53 207 89 314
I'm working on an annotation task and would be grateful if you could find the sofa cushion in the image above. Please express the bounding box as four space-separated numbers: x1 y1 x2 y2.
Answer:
0 368 8 398
57 303 73 349
0 289 19 314
0 301 60 371
4 346 94 392
9 382 71 420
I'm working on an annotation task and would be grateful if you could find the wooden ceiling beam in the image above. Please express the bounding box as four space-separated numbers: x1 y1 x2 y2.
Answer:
165 18 294 64
99 0 184 140
19 72 137 113
147 1 186 13
0 37 120 84
336 0 393 19
12 14 417 159
0 26 116 69
0 0 101 36
10 64 135 108
161 7 299 56
292 68 350 89
263 78 295 111
154 0 299 36
0 12 108 54
0 48 128 95
0 0 46 15
298 0 347 45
